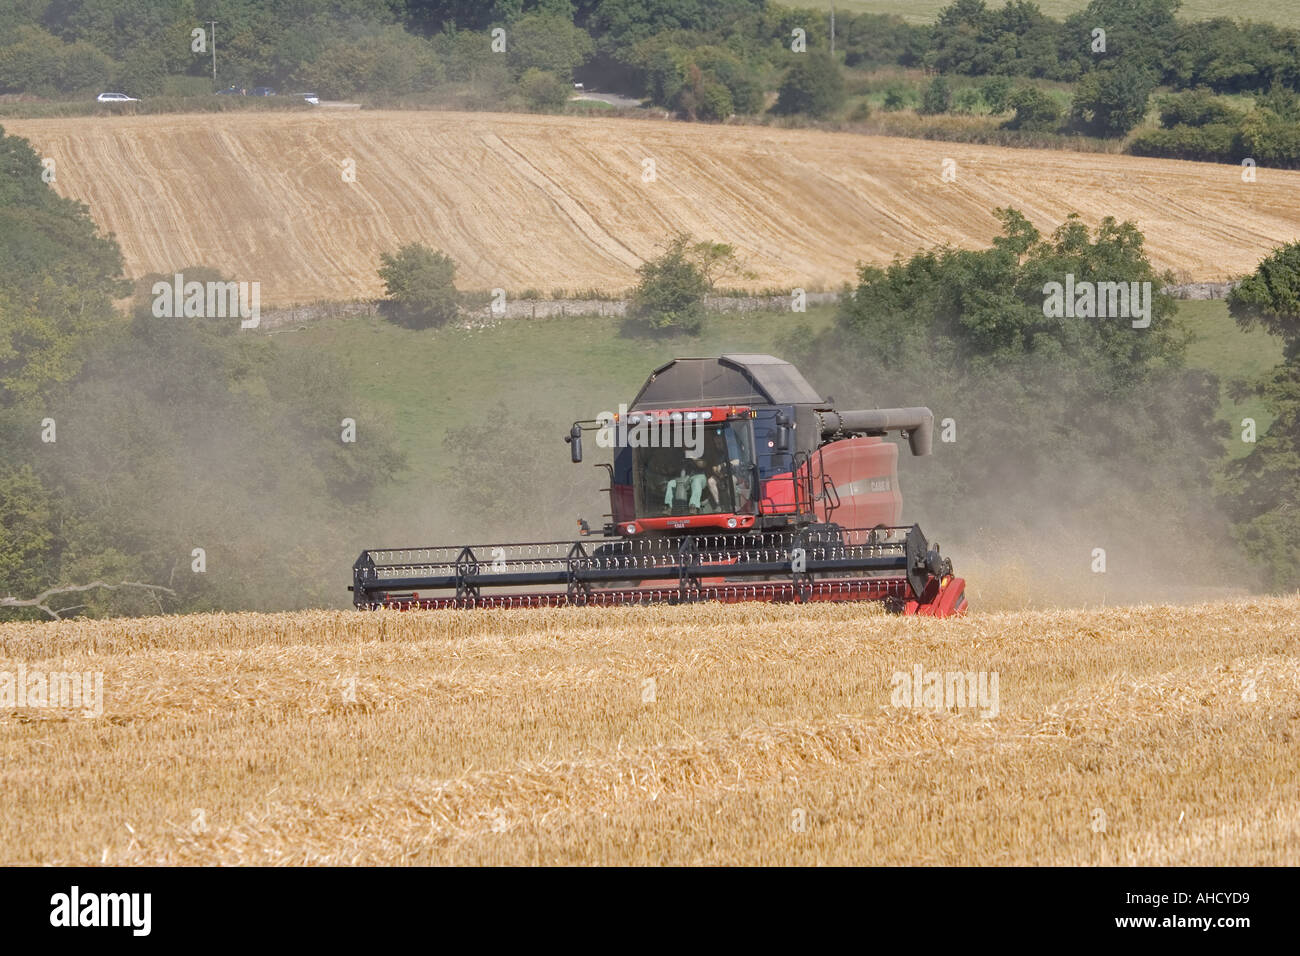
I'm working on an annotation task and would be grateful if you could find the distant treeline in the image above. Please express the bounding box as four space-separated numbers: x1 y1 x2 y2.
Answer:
2 2 1299 116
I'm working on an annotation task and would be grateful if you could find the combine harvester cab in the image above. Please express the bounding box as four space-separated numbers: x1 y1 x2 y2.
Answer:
351 355 966 617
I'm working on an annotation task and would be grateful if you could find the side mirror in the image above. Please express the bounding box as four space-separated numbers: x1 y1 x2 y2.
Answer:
567 425 583 463
775 412 791 453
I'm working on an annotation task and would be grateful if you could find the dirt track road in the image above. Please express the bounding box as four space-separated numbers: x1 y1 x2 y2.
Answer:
9 110 1300 305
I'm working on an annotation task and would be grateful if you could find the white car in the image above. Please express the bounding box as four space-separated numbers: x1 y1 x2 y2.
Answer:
96 92 138 103
300 92 319 105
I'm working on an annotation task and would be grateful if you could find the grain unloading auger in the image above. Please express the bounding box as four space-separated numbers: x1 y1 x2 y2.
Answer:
351 355 966 617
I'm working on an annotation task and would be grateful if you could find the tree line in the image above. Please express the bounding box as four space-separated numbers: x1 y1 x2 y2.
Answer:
0 125 402 618
4 1 1300 162
784 208 1300 592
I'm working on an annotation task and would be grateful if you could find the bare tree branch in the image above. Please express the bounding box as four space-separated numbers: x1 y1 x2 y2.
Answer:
0 581 176 621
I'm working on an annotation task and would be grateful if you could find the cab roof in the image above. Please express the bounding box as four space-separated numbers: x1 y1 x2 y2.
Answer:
629 354 824 410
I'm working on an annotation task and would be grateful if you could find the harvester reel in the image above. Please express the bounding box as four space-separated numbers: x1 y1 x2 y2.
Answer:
455 546 481 601
351 525 965 616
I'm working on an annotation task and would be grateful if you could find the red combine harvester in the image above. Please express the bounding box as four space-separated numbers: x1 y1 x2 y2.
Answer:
351 355 966 616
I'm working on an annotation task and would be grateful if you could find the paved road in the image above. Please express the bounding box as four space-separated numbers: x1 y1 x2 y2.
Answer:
572 91 644 109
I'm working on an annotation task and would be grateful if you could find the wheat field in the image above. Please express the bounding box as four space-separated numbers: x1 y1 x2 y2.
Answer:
8 110 1300 304
2 597 1297 865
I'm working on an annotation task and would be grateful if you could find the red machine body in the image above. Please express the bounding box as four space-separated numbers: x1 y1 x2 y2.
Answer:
352 355 966 617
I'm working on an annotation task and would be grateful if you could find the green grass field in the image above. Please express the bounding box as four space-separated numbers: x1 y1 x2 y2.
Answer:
807 0 1300 29
1177 299 1282 457
273 297 1281 498
275 307 836 499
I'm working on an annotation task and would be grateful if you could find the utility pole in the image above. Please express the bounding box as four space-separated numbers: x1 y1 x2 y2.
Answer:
207 20 217 84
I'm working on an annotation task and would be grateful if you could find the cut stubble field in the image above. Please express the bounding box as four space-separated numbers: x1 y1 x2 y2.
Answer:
2 598 1297 865
8 110 1300 305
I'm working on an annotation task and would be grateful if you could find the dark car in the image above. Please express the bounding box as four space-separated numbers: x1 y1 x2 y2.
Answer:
215 86 242 95
251 87 276 97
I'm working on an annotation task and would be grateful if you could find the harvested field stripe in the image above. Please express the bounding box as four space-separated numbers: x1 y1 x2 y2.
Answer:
9 111 1300 305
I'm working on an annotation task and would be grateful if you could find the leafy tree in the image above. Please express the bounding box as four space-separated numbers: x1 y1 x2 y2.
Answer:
772 53 845 119
1128 122 1242 163
0 26 67 93
589 0 766 59
0 124 124 612
630 37 761 118
671 62 733 120
1257 85 1300 122
1229 243 1300 347
1129 87 1249 161
688 45 762 114
1156 88 1243 128
519 67 572 109
928 0 1065 78
1059 0 1180 83
882 85 908 111
787 209 1225 589
1225 243 1300 588
1 120 405 617
59 38 115 90
841 13 926 70
628 31 692 104
1238 106 1300 169
507 12 594 80
0 465 57 610
0 0 45 36
378 244 461 329
1069 62 1155 137
1167 19 1297 94
114 43 168 96
23 273 406 616
405 0 576 35
1002 85 1061 131
981 74 1012 113
47 0 196 61
0 126 126 410
919 75 952 115
297 28 443 98
951 87 983 114
928 0 998 76
434 25 514 91
621 233 713 336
